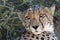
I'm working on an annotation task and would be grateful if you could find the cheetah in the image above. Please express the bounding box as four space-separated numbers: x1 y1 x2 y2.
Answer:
17 4 58 40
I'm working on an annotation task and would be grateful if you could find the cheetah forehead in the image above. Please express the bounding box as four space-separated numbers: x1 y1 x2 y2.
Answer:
25 6 54 17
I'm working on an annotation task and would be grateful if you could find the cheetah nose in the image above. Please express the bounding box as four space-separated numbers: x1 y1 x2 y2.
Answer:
32 25 39 29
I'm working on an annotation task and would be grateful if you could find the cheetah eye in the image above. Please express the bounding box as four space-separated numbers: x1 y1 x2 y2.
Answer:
40 15 43 17
25 16 30 20
40 14 45 18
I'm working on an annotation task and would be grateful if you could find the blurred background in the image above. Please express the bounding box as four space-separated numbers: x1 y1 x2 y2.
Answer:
0 0 60 40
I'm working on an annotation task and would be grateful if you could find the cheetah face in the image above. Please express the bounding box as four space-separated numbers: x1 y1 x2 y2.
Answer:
17 5 55 35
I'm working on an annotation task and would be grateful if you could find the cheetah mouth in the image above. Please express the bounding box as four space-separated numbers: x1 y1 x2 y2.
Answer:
31 31 42 35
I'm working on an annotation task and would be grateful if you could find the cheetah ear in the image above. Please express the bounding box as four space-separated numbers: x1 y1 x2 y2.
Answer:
17 12 24 21
50 4 55 16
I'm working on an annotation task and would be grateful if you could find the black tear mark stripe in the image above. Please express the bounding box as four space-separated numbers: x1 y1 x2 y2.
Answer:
39 18 44 28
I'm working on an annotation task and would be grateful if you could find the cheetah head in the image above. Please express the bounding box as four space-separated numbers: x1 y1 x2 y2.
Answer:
17 5 55 35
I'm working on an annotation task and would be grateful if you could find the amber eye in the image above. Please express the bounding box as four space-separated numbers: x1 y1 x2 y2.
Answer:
40 14 45 18
40 15 43 17
25 16 30 20
40 15 43 18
